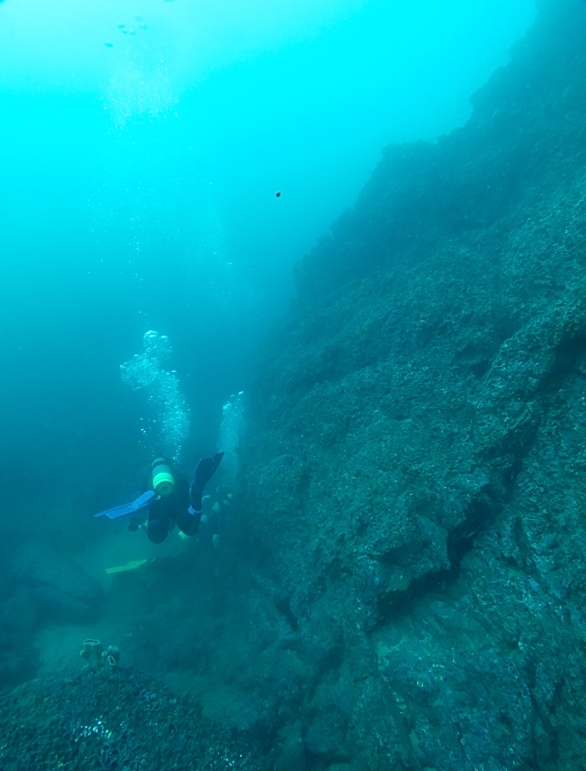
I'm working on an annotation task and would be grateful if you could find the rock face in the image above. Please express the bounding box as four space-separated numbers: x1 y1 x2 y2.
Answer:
229 0 586 768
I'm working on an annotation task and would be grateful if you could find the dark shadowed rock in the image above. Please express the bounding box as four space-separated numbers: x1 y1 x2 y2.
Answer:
9 542 103 621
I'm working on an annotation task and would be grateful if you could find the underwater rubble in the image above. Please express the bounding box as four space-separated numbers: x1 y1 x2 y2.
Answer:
0 667 273 771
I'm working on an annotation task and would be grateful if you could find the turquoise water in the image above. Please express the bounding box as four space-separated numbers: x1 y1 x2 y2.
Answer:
0 0 535 503
0 0 534 674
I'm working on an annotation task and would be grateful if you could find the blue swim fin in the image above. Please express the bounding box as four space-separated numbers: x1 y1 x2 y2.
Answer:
95 490 155 520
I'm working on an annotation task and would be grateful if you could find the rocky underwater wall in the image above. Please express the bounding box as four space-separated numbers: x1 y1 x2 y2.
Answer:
228 0 586 768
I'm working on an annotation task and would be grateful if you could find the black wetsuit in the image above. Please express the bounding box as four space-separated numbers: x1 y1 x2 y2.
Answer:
142 460 201 544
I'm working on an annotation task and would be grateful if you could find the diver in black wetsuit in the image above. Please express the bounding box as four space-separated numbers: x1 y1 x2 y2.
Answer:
96 453 224 544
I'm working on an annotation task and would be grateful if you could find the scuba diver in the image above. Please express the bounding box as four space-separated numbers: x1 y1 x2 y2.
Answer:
95 453 224 544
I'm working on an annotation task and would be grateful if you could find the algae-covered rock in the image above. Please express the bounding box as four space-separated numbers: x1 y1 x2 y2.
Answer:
0 668 273 771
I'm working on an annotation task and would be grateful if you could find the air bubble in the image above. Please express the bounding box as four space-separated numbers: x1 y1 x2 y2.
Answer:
121 332 190 460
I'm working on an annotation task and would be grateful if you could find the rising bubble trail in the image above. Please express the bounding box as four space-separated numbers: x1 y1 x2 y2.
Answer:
120 331 190 461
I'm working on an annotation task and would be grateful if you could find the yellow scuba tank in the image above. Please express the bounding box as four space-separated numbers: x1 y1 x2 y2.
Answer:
151 458 175 496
